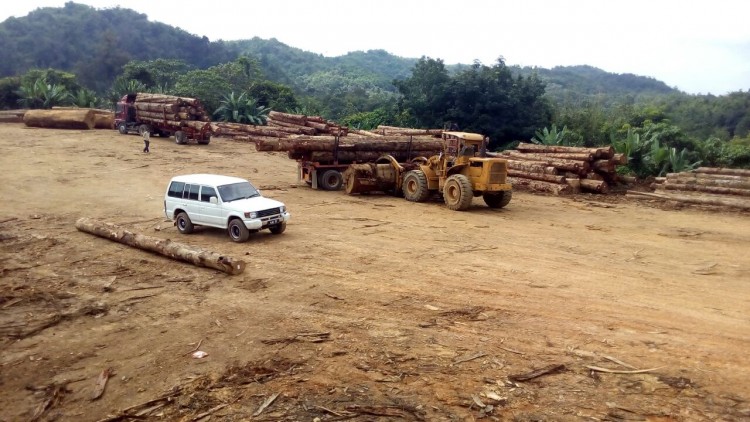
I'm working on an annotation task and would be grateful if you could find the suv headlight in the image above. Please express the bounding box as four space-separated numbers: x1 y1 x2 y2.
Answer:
244 211 257 218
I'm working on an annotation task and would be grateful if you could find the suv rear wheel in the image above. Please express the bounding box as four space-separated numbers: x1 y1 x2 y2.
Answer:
176 212 194 234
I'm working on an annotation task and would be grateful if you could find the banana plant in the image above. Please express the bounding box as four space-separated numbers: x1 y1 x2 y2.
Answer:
667 147 701 174
532 124 568 145
214 92 270 125
17 77 72 109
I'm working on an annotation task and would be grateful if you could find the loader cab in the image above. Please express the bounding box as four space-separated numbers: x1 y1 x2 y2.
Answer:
441 131 486 168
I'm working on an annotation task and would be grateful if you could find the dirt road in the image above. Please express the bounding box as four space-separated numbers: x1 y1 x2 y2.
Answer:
1 124 748 421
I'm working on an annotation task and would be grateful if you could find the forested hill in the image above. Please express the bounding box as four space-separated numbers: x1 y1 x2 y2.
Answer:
0 2 234 91
1 2 678 101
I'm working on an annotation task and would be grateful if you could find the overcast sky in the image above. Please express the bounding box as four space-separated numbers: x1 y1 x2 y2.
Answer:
3 0 749 95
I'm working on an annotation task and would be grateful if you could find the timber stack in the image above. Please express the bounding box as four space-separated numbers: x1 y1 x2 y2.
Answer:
627 167 750 210
216 113 445 163
132 93 211 130
497 142 626 195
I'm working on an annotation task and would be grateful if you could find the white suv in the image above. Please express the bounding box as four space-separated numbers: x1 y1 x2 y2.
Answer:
164 174 290 242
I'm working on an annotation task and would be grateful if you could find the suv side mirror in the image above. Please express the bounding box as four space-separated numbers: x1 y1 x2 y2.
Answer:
210 196 218 204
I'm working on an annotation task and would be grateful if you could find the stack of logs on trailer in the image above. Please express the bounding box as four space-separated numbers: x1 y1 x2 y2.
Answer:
497 143 627 195
132 93 211 132
627 167 750 210
215 114 445 163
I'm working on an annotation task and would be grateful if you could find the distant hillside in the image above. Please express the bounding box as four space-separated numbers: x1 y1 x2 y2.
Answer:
0 2 680 105
0 2 233 91
516 65 678 105
225 38 417 95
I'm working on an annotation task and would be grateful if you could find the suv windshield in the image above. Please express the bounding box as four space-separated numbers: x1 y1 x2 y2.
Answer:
217 182 259 202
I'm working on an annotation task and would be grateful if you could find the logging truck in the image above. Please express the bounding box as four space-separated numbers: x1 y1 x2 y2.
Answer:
114 93 212 145
343 132 513 211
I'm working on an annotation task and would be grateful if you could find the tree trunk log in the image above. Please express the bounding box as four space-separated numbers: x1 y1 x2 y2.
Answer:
506 160 559 174
290 150 436 163
663 182 750 197
627 190 750 210
507 169 566 184
509 177 572 195
515 142 614 158
75 218 246 275
132 102 180 113
502 151 589 173
580 179 609 193
666 173 750 188
256 137 444 153
694 167 750 177
93 113 114 129
23 109 95 130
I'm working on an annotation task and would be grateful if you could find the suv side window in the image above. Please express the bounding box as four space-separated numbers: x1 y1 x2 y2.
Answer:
200 186 217 202
168 181 185 198
187 184 200 201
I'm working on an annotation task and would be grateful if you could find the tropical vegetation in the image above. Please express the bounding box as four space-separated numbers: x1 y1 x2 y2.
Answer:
0 2 748 176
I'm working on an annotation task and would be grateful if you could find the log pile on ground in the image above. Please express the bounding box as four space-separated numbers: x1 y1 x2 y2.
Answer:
0 109 27 123
23 109 96 130
497 142 626 195
131 93 211 130
627 167 750 210
216 113 445 163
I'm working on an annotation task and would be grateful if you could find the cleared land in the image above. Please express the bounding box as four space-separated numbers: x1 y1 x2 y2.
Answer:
0 124 748 421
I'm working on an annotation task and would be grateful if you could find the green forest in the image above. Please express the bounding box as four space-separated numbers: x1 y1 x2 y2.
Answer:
1 1 749 174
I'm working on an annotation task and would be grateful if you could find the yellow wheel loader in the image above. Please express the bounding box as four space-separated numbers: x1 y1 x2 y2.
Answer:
344 132 512 210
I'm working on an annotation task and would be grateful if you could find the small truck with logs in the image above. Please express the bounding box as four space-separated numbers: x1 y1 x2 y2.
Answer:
114 93 212 144
343 131 513 211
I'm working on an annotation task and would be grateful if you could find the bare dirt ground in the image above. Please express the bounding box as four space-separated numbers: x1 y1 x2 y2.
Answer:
0 123 748 421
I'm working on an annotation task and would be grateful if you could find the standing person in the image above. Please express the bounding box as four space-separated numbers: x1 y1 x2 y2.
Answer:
142 130 150 153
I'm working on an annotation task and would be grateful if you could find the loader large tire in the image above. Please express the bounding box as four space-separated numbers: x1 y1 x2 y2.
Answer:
483 191 512 209
443 174 473 211
402 170 430 202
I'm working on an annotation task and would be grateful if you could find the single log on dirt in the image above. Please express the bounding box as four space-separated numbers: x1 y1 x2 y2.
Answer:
509 177 571 195
93 113 114 129
23 109 95 130
628 190 750 210
694 167 750 177
662 182 750 197
75 218 246 275
507 169 566 184
0 110 27 123
580 179 609 193
515 142 614 158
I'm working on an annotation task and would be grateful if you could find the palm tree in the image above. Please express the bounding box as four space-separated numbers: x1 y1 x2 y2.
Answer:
72 88 100 108
532 124 569 145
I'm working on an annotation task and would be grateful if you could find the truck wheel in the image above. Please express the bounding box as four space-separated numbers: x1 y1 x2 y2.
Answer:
269 221 286 235
228 218 250 242
117 122 128 134
318 170 343 190
443 174 473 211
138 124 151 136
175 131 187 145
176 212 194 234
402 170 430 202
483 191 512 209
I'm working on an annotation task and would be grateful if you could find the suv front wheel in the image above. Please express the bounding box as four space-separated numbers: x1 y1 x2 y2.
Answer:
228 218 250 242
